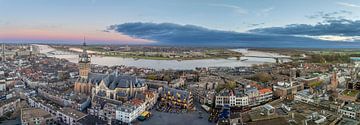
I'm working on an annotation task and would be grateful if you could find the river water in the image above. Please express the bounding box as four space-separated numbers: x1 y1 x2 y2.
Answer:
36 45 286 70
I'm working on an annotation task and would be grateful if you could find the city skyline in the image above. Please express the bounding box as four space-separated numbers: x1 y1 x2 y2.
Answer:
1 0 360 48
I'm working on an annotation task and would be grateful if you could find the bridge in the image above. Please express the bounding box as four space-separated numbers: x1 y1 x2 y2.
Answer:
235 55 305 63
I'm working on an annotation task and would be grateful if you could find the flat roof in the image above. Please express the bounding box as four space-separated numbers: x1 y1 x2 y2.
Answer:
58 107 87 120
21 108 52 121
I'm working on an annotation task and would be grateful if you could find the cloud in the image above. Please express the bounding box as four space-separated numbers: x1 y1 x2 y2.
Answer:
208 3 248 15
106 22 360 48
256 7 274 17
299 35 360 42
247 23 265 28
337 2 360 8
306 10 352 20
262 7 274 13
249 19 360 37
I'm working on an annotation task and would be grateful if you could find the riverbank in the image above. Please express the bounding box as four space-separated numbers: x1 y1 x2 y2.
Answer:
53 45 241 61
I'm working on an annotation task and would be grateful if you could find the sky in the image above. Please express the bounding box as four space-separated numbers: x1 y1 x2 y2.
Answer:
1 0 360 47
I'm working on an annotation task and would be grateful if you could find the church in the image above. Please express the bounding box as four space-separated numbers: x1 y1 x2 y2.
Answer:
74 42 147 100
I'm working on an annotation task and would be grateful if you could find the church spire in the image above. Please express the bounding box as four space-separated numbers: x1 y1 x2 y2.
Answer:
79 36 90 63
83 36 87 53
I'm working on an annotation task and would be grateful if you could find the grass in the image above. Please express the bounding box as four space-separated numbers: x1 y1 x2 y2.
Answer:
342 89 360 97
309 80 323 88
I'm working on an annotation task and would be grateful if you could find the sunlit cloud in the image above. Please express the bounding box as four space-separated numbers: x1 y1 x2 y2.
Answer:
298 35 360 42
337 2 360 8
0 28 154 44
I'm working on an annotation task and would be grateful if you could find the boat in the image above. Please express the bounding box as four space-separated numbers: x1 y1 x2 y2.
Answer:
240 59 248 61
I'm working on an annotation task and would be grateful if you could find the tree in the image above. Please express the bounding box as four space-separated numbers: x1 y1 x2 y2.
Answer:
255 72 272 83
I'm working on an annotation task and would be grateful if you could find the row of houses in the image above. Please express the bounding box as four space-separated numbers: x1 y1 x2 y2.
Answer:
215 87 273 107
0 95 20 117
27 96 88 125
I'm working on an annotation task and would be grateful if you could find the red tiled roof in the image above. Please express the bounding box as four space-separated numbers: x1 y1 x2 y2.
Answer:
259 88 272 94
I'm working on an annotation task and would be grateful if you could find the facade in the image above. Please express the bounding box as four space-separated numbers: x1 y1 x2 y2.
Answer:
337 89 359 102
74 42 92 95
215 89 249 107
294 89 315 103
21 108 56 125
160 86 193 109
0 79 5 91
28 96 88 125
215 88 273 107
273 82 304 99
37 87 91 111
74 42 148 99
257 88 273 104
92 74 147 101
245 87 259 106
338 103 360 120
57 107 87 125
169 78 185 88
0 97 20 117
88 96 122 123
115 99 147 123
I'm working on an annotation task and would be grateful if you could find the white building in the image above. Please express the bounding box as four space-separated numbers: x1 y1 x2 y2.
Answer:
28 97 88 125
215 89 249 107
116 99 146 123
338 103 360 120
0 79 6 91
57 107 87 125
257 88 273 104
294 89 315 104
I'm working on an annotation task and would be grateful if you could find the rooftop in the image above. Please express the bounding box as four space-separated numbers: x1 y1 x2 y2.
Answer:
21 108 52 121
341 103 360 112
341 89 360 97
58 107 87 120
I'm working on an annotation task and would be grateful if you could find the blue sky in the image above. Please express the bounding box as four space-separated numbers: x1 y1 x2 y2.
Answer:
1 0 360 48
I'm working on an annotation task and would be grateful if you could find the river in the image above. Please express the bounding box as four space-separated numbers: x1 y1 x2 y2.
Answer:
36 45 287 70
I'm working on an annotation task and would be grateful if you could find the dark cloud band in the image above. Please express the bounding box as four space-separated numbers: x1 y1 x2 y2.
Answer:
107 22 360 48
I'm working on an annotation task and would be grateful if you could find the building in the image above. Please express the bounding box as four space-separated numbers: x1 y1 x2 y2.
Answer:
328 72 338 91
338 103 360 120
21 108 56 125
169 78 185 88
215 87 272 107
257 88 273 104
273 81 304 99
115 99 147 124
215 89 249 107
92 73 147 101
261 104 275 116
37 86 91 111
27 96 89 125
88 96 122 123
294 89 315 103
337 89 359 102
160 86 193 109
57 107 87 125
0 79 5 91
0 97 20 117
74 42 148 99
245 87 259 106
74 41 92 95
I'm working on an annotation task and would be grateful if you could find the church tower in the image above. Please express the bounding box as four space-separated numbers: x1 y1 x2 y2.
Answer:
74 37 92 95
79 37 91 79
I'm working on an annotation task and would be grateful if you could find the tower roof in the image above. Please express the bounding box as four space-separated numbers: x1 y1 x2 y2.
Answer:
79 37 90 63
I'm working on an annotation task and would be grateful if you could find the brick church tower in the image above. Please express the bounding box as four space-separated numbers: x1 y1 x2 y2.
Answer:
74 38 92 94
